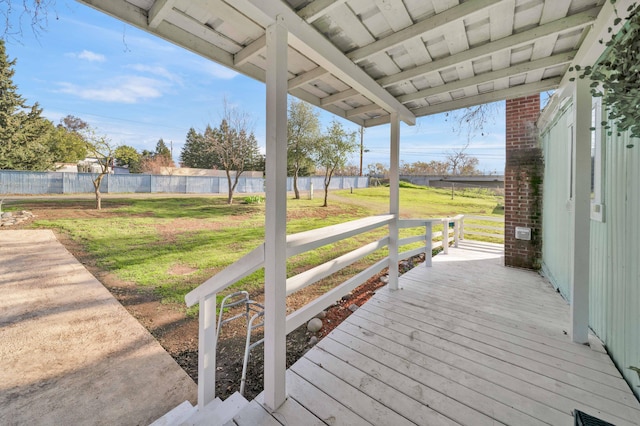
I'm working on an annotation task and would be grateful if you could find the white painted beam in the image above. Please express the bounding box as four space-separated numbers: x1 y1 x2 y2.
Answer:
234 34 266 66
348 0 503 63
570 78 591 344
297 0 347 23
556 0 635 97
238 0 416 125
287 66 329 90
410 77 561 117
264 15 288 411
397 51 576 104
345 103 383 118
376 7 600 88
148 0 176 28
388 112 400 291
320 88 360 107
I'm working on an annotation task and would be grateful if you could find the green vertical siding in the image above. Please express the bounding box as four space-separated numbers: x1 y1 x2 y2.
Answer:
542 101 640 398
541 103 573 300
590 125 640 397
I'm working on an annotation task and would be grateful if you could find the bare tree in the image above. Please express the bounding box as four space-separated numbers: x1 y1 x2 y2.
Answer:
82 129 114 210
446 102 502 140
206 100 260 204
1 0 57 41
446 141 480 175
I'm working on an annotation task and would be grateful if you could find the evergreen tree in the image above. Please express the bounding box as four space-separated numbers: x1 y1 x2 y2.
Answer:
0 40 54 171
155 138 172 161
180 127 215 168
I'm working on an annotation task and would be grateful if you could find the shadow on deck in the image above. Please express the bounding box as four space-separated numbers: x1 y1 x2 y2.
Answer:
230 240 640 425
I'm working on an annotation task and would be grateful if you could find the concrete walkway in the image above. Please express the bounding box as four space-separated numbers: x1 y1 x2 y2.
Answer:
0 230 196 426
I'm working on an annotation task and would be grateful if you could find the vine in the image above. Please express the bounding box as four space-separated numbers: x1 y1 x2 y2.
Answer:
569 1 640 137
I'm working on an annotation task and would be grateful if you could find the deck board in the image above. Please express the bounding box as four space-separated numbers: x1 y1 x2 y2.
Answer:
234 241 640 425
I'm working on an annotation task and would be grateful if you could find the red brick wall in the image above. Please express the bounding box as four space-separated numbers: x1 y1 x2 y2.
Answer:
505 94 543 269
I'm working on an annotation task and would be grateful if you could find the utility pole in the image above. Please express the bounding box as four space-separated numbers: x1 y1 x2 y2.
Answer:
359 126 364 176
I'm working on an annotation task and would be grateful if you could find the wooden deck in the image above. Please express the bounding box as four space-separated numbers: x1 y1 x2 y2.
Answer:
228 241 640 426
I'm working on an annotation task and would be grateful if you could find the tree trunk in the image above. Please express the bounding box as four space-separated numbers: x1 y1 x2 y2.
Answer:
228 170 242 205
92 175 104 210
322 170 332 207
293 168 300 200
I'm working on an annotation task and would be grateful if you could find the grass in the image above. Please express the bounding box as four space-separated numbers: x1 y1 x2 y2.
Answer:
17 185 503 311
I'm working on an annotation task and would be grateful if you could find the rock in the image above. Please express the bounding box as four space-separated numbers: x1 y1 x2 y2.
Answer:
315 310 327 319
1 212 12 218
307 318 323 333
380 275 389 284
348 304 359 312
341 292 353 301
308 336 319 346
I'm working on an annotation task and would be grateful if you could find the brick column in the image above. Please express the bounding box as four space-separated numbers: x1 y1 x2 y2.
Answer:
505 94 543 269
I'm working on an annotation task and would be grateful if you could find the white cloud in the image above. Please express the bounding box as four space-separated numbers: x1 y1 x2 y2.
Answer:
66 50 106 62
200 61 239 80
126 64 182 84
56 76 167 103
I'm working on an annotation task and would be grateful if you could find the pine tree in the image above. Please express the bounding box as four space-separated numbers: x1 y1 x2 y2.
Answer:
155 138 172 161
180 127 215 168
0 40 54 171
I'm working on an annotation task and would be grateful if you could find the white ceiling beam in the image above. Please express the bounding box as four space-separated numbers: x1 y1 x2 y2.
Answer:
412 77 561 117
557 0 635 96
364 114 391 128
348 0 503 63
346 104 383 118
77 0 268 82
148 0 176 28
168 8 243 53
297 0 347 23
234 35 266 66
236 0 415 125
290 88 364 125
376 6 601 88
288 66 330 90
320 88 359 106
398 50 576 104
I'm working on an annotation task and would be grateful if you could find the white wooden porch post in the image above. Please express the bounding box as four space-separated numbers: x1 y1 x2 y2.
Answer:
264 15 288 410
570 78 591 344
388 112 400 290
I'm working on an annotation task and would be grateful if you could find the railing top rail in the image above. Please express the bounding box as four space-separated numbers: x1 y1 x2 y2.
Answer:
185 243 265 307
286 214 393 257
398 214 464 228
185 214 395 307
464 215 504 222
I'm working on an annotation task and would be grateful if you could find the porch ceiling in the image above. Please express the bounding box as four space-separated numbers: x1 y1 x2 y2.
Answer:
78 0 605 127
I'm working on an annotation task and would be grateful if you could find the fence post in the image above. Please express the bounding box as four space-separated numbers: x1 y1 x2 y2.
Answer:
460 215 465 240
454 217 460 248
197 293 217 409
442 218 449 254
425 222 433 267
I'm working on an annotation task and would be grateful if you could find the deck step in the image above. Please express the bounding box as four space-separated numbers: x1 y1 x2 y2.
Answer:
180 392 248 425
150 400 199 426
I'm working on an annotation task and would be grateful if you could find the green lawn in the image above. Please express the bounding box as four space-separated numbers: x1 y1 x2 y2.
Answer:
15 185 502 312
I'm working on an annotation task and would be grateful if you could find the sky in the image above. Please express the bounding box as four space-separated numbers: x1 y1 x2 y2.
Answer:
3 0 507 174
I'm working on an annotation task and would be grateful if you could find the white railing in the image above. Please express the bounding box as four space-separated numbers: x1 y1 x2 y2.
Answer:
185 214 465 408
461 215 504 241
